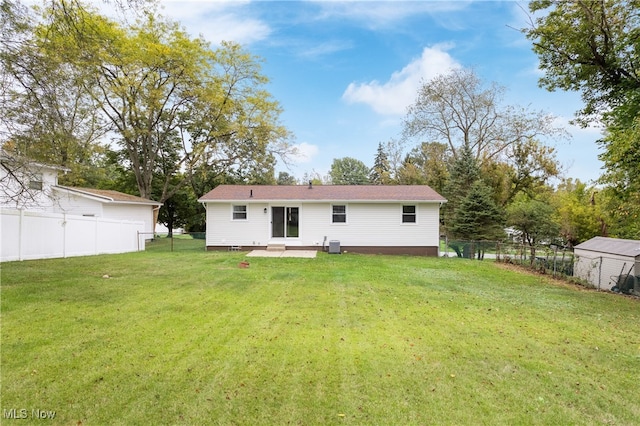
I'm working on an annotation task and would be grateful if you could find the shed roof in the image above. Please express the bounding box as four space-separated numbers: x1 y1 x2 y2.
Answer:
198 185 447 203
54 186 162 206
574 236 640 258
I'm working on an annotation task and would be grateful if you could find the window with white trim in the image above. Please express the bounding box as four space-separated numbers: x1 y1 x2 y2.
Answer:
402 205 416 223
232 205 247 220
332 205 347 223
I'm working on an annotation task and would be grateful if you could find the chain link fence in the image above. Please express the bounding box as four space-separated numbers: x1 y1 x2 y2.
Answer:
141 232 206 252
442 239 575 278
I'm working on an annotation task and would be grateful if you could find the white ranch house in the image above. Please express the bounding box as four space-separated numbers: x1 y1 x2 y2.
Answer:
198 184 447 256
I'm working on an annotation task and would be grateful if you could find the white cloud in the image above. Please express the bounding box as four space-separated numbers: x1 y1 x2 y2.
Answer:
312 1 471 29
297 40 354 60
342 45 461 116
73 1 270 46
289 142 319 164
158 1 271 46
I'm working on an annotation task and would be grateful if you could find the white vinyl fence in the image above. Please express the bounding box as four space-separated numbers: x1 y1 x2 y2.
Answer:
1 208 145 262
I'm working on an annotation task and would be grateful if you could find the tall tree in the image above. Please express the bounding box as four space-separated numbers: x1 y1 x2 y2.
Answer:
396 142 450 193
402 68 563 164
524 0 640 124
448 180 505 258
12 1 291 207
482 138 560 206
507 197 560 262
329 157 370 185
0 0 108 187
550 179 605 246
277 171 298 185
369 142 391 185
597 112 640 238
524 0 640 238
443 143 480 216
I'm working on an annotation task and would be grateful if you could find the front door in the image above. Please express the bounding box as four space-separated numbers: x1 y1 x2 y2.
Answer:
271 207 299 238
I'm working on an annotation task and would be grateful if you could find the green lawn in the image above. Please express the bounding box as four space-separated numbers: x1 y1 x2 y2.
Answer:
1 251 639 425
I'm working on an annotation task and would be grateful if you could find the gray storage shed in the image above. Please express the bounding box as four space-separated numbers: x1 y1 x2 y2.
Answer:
573 237 640 291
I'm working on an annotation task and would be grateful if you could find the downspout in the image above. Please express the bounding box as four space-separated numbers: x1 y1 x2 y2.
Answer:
62 213 67 258
152 205 161 236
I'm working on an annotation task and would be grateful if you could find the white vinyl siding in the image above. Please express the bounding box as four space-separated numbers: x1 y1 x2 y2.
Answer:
402 205 416 223
102 204 156 235
303 203 438 247
1 167 59 211
54 192 157 235
332 204 347 224
232 205 247 220
205 201 441 248
56 192 104 217
206 203 270 247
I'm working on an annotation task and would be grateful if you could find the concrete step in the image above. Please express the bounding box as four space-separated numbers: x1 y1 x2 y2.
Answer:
266 244 286 252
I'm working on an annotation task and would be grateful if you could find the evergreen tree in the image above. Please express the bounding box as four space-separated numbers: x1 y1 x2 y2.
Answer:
449 180 505 258
369 142 391 184
442 143 480 235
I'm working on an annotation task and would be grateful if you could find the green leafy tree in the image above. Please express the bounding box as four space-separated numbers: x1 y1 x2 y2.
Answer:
524 0 640 124
277 171 298 185
157 179 201 237
12 1 290 207
482 138 560 206
597 114 640 239
301 171 326 186
524 0 640 238
396 142 450 193
599 185 640 240
0 0 108 186
550 179 605 246
507 197 560 263
329 157 370 185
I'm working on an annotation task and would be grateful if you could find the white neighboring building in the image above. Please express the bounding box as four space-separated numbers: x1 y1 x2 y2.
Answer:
573 236 640 291
52 186 161 237
0 156 68 210
1 155 162 261
198 184 446 256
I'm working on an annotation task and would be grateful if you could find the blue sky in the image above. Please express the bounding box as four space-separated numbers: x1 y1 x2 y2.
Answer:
150 1 604 183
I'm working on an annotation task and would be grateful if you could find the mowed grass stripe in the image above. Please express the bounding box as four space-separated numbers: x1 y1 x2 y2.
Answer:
1 251 639 425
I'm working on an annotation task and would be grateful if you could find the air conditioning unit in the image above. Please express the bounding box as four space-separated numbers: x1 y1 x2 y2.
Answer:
328 240 341 254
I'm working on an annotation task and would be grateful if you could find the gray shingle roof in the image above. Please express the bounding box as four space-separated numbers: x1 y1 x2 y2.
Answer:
574 236 640 258
198 185 447 203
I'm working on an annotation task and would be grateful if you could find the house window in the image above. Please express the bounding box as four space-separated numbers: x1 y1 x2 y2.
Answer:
332 205 347 223
402 205 416 223
29 174 43 190
232 205 247 220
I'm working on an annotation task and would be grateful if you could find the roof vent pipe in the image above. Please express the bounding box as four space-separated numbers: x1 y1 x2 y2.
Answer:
250 189 253 198
308 180 312 189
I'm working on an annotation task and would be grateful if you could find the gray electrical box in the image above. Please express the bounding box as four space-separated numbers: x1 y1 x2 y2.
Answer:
329 240 341 254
